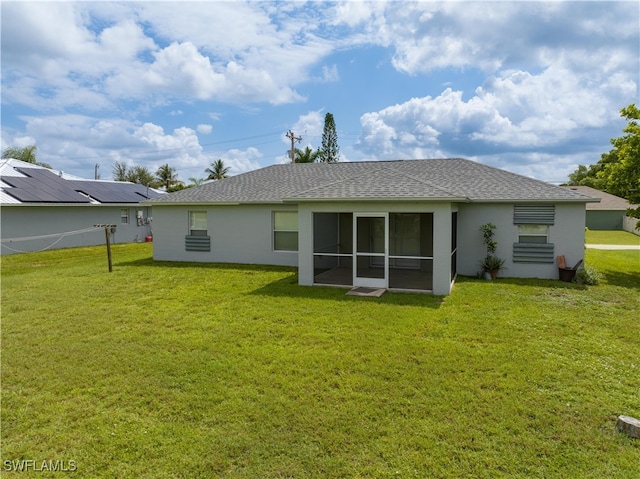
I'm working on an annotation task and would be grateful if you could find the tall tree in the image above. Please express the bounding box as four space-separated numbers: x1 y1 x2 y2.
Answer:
293 146 320 163
567 104 640 226
2 144 52 168
318 113 339 163
155 163 179 191
205 159 230 180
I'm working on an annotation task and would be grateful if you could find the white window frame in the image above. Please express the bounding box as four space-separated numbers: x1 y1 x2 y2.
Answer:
273 211 298 252
189 211 208 236
518 224 549 244
121 208 129 224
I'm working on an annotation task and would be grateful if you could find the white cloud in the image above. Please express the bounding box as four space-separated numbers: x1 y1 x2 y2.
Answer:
1 0 637 183
218 147 263 175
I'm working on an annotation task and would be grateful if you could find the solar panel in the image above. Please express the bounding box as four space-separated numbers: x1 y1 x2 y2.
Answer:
5 169 90 203
70 181 157 203
3 167 162 204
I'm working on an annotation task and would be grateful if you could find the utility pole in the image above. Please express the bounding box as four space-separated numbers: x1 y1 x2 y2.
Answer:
285 130 302 163
95 163 100 180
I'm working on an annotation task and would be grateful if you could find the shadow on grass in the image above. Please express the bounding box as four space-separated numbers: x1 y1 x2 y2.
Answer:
458 271 640 291
454 274 588 291
599 270 640 290
247 275 445 308
116 256 444 308
115 256 297 274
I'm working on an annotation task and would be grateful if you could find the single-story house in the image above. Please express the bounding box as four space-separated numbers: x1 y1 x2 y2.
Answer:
146 158 597 295
562 185 631 230
1 159 163 255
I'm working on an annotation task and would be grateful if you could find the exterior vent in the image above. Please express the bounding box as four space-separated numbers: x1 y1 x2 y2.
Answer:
513 205 555 225
185 235 210 252
513 243 555 263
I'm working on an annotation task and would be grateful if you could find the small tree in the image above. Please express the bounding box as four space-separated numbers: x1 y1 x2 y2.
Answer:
480 223 498 256
126 165 157 187
479 223 505 278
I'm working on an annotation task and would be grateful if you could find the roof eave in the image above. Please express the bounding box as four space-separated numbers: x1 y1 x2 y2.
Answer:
143 200 242 206
284 196 469 203
467 198 600 203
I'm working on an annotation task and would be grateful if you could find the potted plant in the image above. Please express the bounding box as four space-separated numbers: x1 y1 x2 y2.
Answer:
479 223 505 280
480 254 505 280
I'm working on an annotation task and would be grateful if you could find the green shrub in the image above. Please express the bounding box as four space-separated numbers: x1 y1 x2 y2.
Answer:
574 265 600 285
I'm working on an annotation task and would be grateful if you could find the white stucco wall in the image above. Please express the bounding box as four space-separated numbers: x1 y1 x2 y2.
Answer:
456 202 586 279
151 204 299 267
1 205 153 255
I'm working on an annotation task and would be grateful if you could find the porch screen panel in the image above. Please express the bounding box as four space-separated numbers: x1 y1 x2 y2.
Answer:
313 213 353 285
451 212 457 281
388 213 433 291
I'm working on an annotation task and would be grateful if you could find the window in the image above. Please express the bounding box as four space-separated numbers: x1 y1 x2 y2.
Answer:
274 211 298 251
518 225 548 244
189 211 208 236
513 224 554 263
121 208 129 224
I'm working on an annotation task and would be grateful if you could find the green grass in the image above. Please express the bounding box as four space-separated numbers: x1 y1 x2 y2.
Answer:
585 229 640 245
2 244 639 478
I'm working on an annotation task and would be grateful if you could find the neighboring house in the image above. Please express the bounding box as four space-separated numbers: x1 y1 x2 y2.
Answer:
146 158 597 295
1 159 163 255
562 185 631 230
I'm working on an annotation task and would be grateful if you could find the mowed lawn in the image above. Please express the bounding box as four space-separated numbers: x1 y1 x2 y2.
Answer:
1 242 639 478
586 229 640 245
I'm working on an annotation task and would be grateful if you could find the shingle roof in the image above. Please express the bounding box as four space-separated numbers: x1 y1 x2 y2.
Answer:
147 158 597 205
561 186 629 210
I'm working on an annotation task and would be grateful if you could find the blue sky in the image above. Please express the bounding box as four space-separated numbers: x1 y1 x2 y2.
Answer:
1 1 638 184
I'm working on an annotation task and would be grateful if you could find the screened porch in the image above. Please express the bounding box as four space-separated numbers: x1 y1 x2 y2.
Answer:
312 212 435 291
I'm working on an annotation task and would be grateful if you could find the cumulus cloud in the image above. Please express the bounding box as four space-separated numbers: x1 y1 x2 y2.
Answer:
197 124 213 134
1 1 637 183
3 115 258 181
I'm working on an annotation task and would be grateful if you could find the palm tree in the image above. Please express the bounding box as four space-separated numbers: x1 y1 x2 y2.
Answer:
293 146 320 163
205 159 230 180
155 163 179 190
188 177 206 187
2 144 52 168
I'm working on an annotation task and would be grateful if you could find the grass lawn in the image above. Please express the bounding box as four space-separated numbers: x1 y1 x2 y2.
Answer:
585 229 640 245
2 244 639 478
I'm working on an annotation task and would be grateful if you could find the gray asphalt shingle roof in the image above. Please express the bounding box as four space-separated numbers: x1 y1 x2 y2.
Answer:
561 185 630 210
147 158 597 205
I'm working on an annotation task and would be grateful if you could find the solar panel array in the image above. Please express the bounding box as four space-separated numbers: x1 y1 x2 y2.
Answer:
69 181 162 203
2 168 163 204
4 169 90 203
